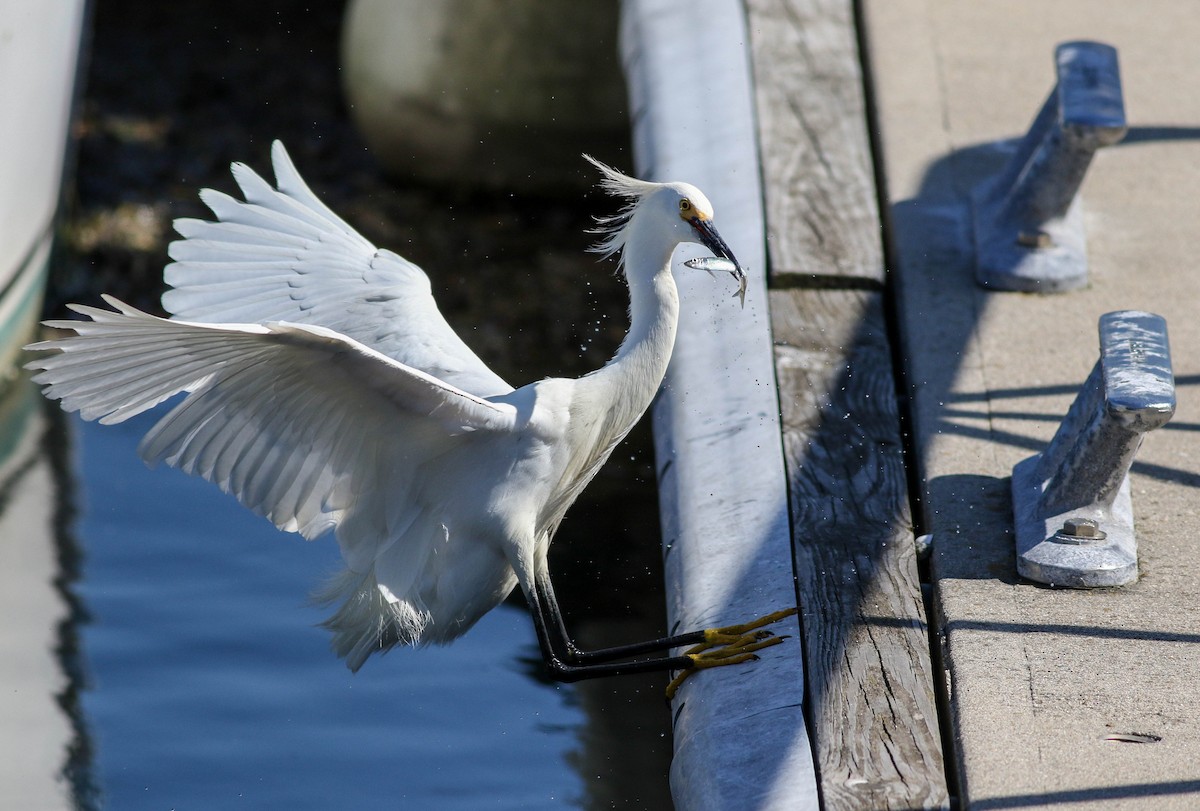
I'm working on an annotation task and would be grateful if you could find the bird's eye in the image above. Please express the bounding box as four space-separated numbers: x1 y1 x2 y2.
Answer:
679 199 692 213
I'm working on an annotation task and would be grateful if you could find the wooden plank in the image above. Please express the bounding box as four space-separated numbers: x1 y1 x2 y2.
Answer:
772 288 948 810
619 1 819 809
746 0 884 286
747 0 950 806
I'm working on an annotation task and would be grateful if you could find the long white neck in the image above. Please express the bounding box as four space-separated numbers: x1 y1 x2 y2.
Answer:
533 234 679 542
578 227 680 441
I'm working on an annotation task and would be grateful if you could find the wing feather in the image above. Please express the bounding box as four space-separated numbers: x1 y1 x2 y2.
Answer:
267 140 361 231
28 140 540 660
196 191 329 241
171 217 312 247
163 140 512 398
231 160 346 233
28 297 517 546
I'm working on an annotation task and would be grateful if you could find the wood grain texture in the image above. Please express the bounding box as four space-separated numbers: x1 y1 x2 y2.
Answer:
746 0 884 284
751 0 950 803
772 288 949 810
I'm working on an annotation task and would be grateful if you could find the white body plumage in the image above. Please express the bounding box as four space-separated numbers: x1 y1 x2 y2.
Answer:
28 142 742 673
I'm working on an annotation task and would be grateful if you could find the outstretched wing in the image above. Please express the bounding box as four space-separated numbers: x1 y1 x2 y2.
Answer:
162 140 513 398
27 296 517 567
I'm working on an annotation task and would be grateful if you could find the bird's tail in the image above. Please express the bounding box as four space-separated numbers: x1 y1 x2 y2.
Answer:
313 567 432 671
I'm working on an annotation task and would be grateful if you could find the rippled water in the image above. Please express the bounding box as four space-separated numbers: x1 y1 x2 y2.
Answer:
2 375 672 810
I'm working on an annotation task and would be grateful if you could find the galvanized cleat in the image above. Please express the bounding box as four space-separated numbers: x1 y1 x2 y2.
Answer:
1012 311 1174 587
972 41 1127 292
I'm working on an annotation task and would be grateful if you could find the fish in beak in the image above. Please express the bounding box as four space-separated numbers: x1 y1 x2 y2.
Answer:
685 217 747 307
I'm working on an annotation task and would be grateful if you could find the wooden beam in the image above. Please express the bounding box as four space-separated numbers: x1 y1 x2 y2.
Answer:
748 0 950 807
620 1 819 809
772 288 949 810
747 0 884 287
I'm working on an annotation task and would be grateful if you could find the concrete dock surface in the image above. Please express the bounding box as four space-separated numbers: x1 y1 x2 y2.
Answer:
864 2 1200 807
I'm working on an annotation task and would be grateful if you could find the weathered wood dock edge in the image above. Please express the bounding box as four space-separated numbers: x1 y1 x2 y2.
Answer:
622 0 946 808
621 2 817 809
748 0 949 808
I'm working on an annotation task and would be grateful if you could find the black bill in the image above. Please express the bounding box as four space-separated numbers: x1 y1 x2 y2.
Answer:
688 217 747 308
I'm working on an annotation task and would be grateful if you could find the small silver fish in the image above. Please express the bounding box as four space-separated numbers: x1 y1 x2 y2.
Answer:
684 257 748 308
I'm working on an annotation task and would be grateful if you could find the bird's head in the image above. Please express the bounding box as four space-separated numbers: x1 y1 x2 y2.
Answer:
584 156 746 305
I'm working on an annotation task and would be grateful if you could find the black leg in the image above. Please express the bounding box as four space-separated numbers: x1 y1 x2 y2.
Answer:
526 565 795 689
525 576 697 682
533 567 709 666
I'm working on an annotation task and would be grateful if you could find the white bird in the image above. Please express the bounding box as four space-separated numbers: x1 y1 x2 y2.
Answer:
28 142 792 692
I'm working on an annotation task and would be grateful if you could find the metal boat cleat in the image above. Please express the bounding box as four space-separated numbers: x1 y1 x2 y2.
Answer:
1012 311 1174 587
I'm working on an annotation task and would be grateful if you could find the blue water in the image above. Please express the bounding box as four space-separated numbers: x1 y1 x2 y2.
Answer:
68 411 599 809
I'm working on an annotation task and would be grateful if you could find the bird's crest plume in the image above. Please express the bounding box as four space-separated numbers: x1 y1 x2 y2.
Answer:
583 154 659 264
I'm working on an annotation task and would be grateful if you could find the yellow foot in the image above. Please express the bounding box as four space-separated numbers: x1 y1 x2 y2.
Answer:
664 607 798 700
696 607 799 650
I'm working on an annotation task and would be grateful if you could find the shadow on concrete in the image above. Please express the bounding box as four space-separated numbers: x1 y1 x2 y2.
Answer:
972 779 1200 810
777 101 1200 804
943 618 1200 645
889 125 1200 491
858 103 1200 806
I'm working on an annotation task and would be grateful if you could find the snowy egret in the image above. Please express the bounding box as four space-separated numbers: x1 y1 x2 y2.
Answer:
28 142 793 692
